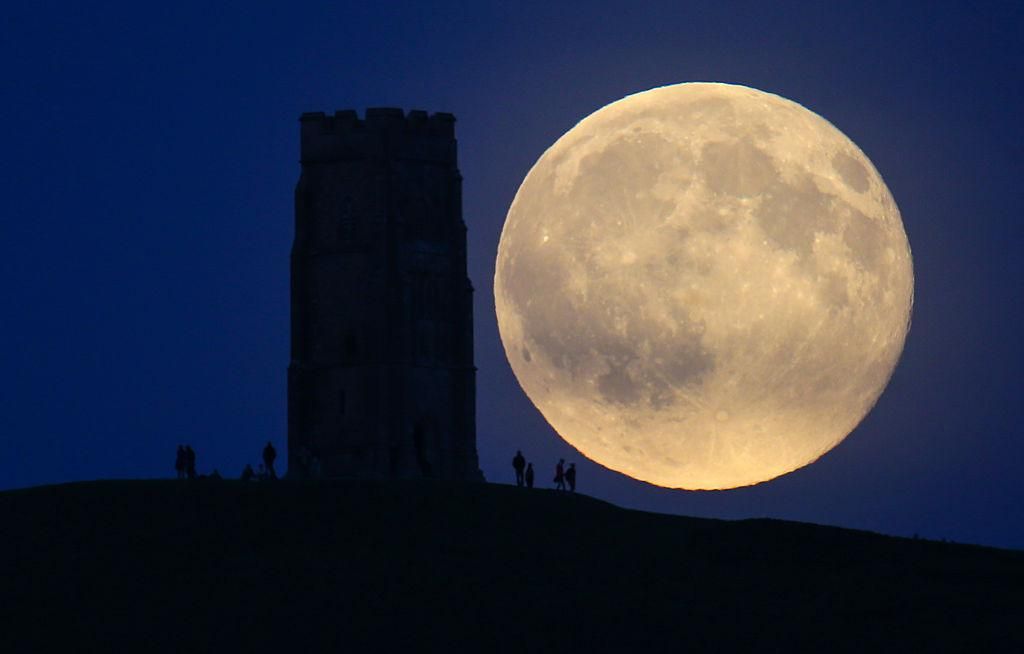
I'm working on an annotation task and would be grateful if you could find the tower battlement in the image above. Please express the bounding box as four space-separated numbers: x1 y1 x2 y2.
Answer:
300 108 457 164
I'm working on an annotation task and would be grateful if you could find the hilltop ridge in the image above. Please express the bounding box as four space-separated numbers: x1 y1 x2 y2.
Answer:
1 479 1021 652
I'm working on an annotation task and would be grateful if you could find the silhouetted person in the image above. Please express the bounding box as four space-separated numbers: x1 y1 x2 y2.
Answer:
185 445 197 479
263 441 277 479
175 445 186 480
241 464 255 481
554 459 565 490
525 462 534 489
566 463 576 492
512 450 526 486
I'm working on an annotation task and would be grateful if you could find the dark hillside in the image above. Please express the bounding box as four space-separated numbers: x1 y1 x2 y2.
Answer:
1 480 1021 652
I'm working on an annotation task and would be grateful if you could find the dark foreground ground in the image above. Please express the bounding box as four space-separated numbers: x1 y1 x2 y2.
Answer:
1 479 1021 652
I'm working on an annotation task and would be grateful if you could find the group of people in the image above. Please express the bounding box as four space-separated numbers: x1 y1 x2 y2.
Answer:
240 442 279 481
178 442 578 491
174 445 198 480
512 450 535 488
174 441 278 481
512 450 576 492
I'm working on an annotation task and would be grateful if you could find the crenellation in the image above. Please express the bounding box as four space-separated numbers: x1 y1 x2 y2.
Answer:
300 108 455 134
300 111 327 122
300 108 457 164
333 109 358 126
428 112 455 130
407 109 428 126
364 107 405 128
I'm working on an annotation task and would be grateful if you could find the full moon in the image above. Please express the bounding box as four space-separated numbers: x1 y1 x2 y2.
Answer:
494 82 913 490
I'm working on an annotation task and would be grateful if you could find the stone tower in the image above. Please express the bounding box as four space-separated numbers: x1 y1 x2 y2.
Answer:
288 108 482 481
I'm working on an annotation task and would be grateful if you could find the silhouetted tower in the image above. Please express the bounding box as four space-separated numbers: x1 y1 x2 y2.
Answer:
289 108 482 481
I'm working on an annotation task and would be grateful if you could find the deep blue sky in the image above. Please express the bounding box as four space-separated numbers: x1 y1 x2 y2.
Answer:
3 1 1021 548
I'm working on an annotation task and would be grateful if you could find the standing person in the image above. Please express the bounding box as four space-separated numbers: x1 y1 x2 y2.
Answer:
565 463 577 492
263 441 278 480
175 446 186 480
185 445 197 480
512 450 526 486
554 459 565 490
525 462 534 489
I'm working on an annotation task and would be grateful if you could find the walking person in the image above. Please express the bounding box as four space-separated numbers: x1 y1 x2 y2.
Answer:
174 445 186 480
554 459 565 490
512 450 526 486
525 462 534 489
263 441 278 480
565 463 577 492
185 445 197 480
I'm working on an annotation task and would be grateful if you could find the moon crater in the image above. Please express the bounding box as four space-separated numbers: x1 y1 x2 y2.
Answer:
496 83 913 490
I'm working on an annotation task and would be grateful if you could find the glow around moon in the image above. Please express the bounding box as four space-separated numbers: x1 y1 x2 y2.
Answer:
494 83 913 490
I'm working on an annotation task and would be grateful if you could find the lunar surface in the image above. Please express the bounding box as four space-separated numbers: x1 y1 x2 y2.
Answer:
494 83 913 490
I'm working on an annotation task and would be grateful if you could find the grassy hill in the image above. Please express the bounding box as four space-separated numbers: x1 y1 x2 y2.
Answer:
1 479 1021 652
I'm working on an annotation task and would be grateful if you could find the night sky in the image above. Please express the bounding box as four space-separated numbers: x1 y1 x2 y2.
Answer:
3 1 1021 549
